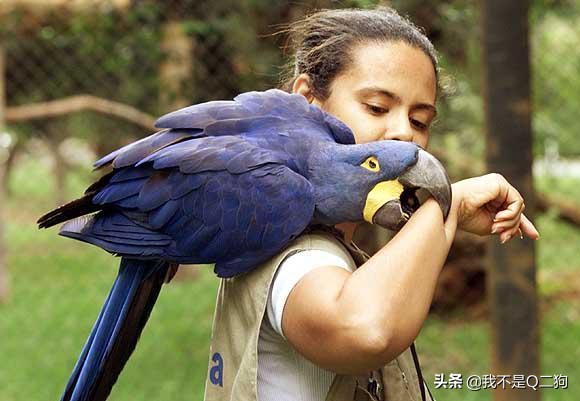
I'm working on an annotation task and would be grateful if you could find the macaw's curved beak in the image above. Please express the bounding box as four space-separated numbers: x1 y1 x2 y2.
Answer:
365 149 452 231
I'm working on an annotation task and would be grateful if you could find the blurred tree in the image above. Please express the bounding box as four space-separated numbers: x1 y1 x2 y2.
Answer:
481 3 539 400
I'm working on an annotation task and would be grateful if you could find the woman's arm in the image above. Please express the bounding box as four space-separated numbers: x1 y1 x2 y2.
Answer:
281 173 539 375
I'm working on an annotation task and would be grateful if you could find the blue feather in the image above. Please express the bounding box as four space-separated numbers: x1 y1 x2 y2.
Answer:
94 129 199 169
93 179 146 205
136 172 172 212
148 201 180 230
109 167 154 183
60 259 168 401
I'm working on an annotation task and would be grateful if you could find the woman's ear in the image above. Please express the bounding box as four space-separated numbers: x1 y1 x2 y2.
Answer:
292 73 315 103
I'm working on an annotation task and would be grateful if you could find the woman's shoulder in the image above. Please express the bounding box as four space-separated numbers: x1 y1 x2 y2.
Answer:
284 228 354 263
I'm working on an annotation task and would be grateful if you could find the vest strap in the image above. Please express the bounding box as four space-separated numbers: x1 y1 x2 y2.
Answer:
410 342 435 401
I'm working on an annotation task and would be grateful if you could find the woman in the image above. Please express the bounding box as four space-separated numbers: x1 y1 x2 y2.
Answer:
204 7 539 401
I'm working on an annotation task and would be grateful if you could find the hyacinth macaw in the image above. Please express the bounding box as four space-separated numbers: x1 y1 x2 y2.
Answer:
37 89 451 401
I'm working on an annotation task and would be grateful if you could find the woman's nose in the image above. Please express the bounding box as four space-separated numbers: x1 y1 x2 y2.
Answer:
383 115 414 142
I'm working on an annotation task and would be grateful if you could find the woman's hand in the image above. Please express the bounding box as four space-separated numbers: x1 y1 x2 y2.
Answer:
452 173 540 243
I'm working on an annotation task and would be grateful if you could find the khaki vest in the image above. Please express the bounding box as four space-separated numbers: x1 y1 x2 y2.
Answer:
204 230 435 401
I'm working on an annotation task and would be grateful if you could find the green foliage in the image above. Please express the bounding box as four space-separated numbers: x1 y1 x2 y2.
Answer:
398 0 580 162
1 3 164 110
532 3 580 157
3 0 578 160
1 2 166 151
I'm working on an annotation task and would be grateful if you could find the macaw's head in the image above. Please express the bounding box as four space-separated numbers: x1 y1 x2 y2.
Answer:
309 140 451 231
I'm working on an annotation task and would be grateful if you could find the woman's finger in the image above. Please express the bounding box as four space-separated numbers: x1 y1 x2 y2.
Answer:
498 214 539 242
491 214 521 234
520 214 540 240
493 199 525 222
500 217 523 243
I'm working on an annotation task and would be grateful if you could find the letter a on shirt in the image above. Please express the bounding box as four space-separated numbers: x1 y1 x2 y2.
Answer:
210 352 224 387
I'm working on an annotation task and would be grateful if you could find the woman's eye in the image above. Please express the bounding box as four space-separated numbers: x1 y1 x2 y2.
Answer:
411 119 428 130
365 104 388 116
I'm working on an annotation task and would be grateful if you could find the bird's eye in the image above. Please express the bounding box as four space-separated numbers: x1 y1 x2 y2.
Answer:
361 156 380 172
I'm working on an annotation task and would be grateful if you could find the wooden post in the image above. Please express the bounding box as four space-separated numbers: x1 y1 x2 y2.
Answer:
481 1 540 400
0 43 9 303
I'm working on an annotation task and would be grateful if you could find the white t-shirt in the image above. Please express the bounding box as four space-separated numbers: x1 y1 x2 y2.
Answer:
257 249 355 401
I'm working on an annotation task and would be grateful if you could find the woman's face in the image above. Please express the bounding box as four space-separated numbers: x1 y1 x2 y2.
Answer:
297 41 437 148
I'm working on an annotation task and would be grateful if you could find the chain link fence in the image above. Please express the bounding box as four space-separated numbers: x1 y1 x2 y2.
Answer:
1 0 579 161
0 0 297 160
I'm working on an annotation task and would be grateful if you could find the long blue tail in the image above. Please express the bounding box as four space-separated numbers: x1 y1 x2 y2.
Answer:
61 258 171 401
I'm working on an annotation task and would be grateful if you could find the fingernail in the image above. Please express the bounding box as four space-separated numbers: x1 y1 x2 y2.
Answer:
491 226 497 234
519 232 524 240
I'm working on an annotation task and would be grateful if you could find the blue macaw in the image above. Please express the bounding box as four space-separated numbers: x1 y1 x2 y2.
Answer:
38 89 451 401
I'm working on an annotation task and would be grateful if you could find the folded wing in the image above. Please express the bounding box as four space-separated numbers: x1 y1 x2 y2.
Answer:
44 135 314 277
93 89 354 170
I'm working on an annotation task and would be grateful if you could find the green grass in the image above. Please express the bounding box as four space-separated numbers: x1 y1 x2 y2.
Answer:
419 297 580 401
0 220 218 401
1 154 579 401
0 155 219 401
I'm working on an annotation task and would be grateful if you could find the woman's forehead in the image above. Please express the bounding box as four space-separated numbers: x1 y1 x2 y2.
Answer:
339 41 437 103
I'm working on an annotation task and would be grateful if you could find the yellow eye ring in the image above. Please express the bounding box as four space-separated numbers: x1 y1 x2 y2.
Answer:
361 156 380 172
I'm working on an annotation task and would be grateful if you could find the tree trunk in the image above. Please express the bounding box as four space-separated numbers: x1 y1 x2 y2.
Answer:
481 2 540 400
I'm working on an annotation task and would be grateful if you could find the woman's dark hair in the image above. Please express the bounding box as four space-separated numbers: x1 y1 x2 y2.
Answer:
279 7 438 100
